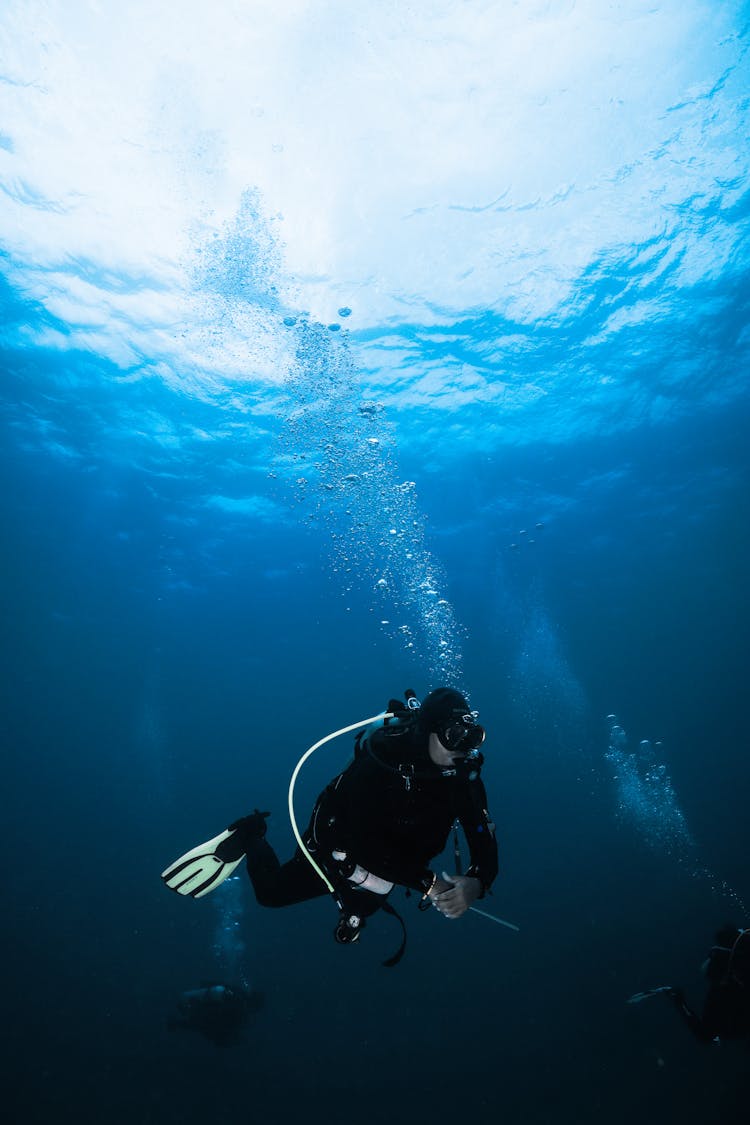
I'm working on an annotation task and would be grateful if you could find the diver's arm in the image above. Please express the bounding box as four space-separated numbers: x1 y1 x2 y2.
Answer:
457 778 499 895
670 989 716 1044
425 778 497 918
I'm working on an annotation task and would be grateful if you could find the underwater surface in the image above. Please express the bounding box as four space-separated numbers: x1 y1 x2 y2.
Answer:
2 2 749 1122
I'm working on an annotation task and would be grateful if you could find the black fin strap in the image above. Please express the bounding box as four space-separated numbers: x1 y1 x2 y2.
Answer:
381 901 407 968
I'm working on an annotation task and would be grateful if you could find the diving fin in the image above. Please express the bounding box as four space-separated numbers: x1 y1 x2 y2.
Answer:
161 828 245 899
626 986 675 1005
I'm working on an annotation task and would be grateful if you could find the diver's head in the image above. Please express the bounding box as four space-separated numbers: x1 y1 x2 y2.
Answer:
418 687 486 765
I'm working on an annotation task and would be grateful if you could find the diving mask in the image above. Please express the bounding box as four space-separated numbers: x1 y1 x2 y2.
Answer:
439 711 486 755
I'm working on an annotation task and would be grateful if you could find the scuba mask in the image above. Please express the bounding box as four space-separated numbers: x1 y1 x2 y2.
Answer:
438 710 486 756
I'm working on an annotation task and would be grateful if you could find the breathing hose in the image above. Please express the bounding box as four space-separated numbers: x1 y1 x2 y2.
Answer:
287 711 393 892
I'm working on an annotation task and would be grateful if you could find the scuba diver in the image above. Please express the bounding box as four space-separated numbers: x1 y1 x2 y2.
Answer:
162 687 500 964
628 926 750 1045
167 982 264 1048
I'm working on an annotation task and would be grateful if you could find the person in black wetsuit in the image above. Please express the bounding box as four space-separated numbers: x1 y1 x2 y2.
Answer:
230 687 499 956
628 926 750 1045
168 982 264 1047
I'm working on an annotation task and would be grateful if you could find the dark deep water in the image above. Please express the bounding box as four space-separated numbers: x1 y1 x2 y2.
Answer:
3 376 748 1124
2 2 750 1122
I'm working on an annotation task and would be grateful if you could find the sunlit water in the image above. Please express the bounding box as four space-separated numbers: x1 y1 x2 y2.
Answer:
4 0 748 901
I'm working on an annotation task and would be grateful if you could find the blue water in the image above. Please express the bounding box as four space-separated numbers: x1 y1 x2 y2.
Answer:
2 3 749 1122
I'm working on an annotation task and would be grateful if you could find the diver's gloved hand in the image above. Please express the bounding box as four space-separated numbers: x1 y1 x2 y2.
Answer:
430 872 481 919
223 810 270 854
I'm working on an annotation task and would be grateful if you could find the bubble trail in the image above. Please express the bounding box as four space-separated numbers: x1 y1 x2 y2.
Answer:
605 715 747 916
281 319 465 685
212 875 250 988
191 196 466 686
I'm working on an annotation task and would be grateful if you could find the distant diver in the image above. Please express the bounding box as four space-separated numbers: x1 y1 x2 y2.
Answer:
168 982 264 1048
628 926 750 1045
162 687 505 965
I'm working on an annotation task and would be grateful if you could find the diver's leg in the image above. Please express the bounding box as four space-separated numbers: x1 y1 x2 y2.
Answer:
243 837 329 907
226 810 327 906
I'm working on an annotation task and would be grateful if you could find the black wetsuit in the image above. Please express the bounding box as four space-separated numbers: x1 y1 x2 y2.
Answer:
243 720 499 925
170 985 263 1047
675 935 750 1043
